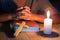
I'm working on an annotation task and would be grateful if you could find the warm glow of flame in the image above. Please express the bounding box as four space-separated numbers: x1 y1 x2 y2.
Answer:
47 10 50 18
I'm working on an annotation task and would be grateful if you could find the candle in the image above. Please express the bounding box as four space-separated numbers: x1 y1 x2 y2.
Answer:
44 10 52 34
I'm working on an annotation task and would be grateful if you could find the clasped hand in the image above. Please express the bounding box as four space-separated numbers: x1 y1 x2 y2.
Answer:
16 6 37 21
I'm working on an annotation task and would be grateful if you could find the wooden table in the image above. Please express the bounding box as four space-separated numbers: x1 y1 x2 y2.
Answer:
0 23 60 40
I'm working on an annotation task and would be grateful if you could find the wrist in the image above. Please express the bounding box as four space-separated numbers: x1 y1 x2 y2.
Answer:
34 14 45 23
33 14 39 21
11 13 17 20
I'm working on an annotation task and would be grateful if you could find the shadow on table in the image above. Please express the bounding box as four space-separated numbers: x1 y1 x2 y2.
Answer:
0 21 15 38
36 31 60 38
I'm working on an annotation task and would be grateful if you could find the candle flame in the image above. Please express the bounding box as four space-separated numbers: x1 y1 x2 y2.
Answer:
47 10 50 18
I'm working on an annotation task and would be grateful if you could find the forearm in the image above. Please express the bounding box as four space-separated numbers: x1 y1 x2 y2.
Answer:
0 13 16 22
31 14 45 23
34 14 60 24
0 14 12 22
51 14 60 24
36 15 45 23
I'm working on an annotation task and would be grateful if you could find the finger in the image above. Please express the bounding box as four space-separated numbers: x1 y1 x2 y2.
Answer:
24 6 30 11
17 7 24 11
22 10 31 16
19 16 29 20
21 11 29 16
19 16 34 21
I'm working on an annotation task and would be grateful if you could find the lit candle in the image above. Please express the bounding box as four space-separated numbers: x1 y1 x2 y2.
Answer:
44 10 52 34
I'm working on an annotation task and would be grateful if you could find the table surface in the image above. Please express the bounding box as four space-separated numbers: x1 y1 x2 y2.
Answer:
0 22 60 40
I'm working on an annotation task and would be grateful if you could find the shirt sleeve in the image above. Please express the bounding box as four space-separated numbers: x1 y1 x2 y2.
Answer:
49 0 60 12
0 0 18 14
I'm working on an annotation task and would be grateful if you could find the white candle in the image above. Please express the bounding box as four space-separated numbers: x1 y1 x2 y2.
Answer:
44 10 52 34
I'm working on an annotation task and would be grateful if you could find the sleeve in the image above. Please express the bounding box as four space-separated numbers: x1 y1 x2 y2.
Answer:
0 0 18 14
49 0 60 12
